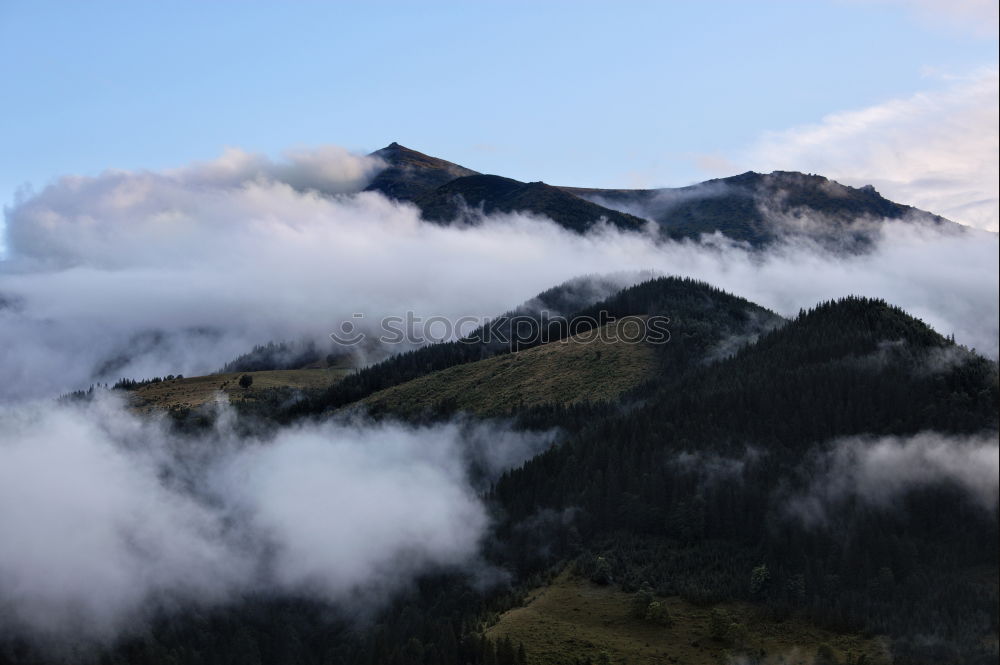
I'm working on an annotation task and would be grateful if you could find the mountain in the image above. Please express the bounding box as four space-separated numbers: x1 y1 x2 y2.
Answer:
355 271 791 419
365 143 967 249
488 295 997 663
365 142 479 201
285 276 784 419
414 174 649 233
564 170 960 249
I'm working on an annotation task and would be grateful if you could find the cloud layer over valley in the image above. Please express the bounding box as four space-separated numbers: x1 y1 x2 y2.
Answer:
786 432 1000 525
0 394 550 648
0 145 997 402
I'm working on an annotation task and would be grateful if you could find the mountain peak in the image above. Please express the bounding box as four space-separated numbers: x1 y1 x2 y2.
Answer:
365 143 479 201
373 141 413 154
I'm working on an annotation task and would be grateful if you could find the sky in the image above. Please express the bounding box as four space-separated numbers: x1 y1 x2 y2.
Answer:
1 0 998 238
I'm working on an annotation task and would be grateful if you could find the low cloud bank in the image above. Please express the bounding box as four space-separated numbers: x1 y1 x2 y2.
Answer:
0 394 547 648
1 146 996 401
786 432 1000 526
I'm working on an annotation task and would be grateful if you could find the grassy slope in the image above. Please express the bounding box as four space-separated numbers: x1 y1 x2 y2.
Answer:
487 572 889 665
131 367 352 411
360 318 657 416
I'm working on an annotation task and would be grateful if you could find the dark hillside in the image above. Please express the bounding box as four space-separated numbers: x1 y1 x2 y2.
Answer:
491 296 998 662
414 174 649 233
566 170 961 248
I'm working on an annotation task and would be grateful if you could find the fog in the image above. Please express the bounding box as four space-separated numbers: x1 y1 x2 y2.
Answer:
786 432 1000 526
1 145 996 402
580 180 736 222
0 393 555 648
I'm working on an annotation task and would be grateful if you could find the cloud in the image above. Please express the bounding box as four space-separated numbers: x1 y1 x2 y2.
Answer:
5 145 383 268
786 432 1000 526
0 393 532 648
580 181 736 222
673 447 763 486
745 69 999 231
0 146 996 402
211 421 486 601
0 396 247 645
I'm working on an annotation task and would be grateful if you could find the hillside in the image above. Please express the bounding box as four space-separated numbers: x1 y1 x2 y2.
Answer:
487 571 889 665
293 276 784 418
413 174 649 233
360 317 657 417
491 296 999 662
129 367 352 411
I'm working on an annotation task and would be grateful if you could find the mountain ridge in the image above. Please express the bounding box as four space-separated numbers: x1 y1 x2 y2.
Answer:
366 143 968 249
414 173 649 233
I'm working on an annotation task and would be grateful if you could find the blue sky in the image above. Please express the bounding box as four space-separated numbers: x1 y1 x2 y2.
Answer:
1 1 997 221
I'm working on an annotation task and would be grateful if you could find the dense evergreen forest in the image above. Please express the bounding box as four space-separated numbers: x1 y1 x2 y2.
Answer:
6 278 997 665
491 295 998 663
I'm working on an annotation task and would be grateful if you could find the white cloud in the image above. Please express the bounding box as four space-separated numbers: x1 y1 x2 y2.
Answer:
0 397 247 644
787 432 1000 526
212 421 487 601
746 69 999 231
0 394 511 647
5 145 383 268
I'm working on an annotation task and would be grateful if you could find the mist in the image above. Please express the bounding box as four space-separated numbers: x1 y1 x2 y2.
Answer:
579 180 737 221
786 431 1000 526
1 145 996 401
0 393 554 648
